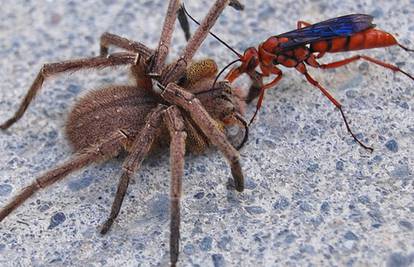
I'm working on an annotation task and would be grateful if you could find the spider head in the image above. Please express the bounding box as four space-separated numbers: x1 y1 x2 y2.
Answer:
194 80 248 150
180 59 248 149
182 59 244 116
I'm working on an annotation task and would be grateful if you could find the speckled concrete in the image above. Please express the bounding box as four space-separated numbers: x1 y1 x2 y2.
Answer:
0 1 413 266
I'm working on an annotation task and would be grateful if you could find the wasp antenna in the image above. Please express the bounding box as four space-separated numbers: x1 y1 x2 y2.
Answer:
398 44 414 52
212 59 241 89
181 3 242 58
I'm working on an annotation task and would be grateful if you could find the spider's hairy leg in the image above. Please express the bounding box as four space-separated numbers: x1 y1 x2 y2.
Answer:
100 32 153 58
0 131 127 222
161 0 234 85
161 83 244 191
0 53 137 130
147 0 181 76
177 4 191 41
163 106 187 267
100 105 165 234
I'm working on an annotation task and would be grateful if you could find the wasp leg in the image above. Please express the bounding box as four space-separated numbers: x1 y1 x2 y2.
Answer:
398 44 414 52
296 62 374 152
308 54 414 80
249 70 283 125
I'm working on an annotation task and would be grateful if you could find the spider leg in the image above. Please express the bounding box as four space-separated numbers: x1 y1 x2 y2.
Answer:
100 105 165 234
178 4 191 41
100 32 153 58
161 83 244 191
0 131 127 222
163 106 187 267
0 52 137 130
160 0 233 85
296 62 373 152
229 0 245 10
147 0 181 76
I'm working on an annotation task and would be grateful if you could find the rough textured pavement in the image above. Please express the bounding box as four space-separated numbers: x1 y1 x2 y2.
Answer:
0 0 413 266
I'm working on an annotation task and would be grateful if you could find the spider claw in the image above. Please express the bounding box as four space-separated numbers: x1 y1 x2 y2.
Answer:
100 219 114 235
231 165 244 192
229 0 245 10
0 119 14 130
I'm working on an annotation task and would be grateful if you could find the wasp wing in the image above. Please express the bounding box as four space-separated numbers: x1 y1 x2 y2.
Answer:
277 14 375 50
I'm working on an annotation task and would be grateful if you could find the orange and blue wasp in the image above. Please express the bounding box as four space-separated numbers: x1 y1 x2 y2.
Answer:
182 9 413 151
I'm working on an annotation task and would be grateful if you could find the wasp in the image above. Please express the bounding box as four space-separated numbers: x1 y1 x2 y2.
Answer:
222 14 414 150
180 11 414 151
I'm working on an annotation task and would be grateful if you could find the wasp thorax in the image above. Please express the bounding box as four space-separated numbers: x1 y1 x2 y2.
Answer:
261 36 280 53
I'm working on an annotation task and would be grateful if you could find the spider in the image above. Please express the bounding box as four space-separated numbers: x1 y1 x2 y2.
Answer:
0 0 246 266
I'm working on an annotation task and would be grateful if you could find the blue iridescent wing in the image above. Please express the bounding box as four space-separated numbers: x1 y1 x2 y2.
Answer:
277 14 375 50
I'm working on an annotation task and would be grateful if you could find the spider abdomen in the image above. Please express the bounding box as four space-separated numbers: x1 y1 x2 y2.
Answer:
66 86 158 151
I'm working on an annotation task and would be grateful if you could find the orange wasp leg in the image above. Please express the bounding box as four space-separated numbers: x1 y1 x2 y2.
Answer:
249 71 283 125
225 66 243 82
312 55 414 81
296 63 374 152
398 44 414 52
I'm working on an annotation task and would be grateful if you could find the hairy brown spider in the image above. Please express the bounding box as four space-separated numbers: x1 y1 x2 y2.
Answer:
0 1 246 266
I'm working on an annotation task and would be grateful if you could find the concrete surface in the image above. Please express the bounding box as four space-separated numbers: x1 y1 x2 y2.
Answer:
0 0 413 266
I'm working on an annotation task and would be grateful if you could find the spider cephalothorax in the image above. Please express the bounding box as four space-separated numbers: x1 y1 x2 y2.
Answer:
0 1 246 266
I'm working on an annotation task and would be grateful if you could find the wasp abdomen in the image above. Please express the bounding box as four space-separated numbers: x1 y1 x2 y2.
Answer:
311 28 398 53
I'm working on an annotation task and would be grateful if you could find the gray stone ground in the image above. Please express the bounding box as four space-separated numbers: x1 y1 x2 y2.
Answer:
0 0 413 266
